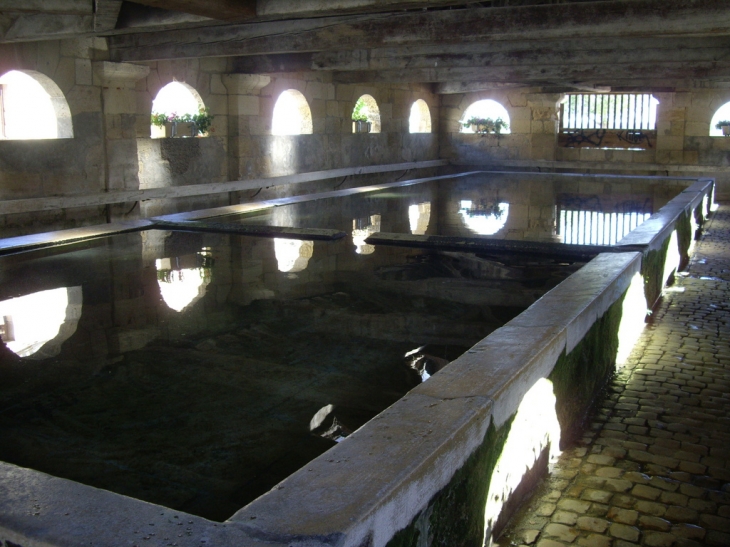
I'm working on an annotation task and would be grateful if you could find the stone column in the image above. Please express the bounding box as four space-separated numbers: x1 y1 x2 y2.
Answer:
223 74 271 182
527 93 562 161
93 60 150 221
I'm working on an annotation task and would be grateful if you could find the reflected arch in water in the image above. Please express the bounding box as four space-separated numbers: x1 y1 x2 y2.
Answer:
156 251 213 312
274 238 314 273
409 202 431 235
483 378 561 545
352 215 381 254
459 200 509 236
272 89 313 136
0 287 82 359
409 99 431 133
0 70 73 139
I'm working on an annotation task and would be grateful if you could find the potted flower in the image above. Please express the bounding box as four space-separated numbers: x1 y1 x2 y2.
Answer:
463 116 509 135
192 108 214 136
151 112 173 137
352 98 371 133
151 108 214 138
715 120 730 136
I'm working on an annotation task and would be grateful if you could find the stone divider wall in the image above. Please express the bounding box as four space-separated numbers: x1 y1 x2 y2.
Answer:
0 178 715 547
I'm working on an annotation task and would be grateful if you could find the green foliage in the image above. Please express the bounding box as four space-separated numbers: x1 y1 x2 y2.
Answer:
352 97 369 122
463 116 509 135
150 112 171 127
150 108 214 135
715 120 730 129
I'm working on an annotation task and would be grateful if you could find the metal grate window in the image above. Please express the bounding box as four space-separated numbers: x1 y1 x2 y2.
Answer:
559 209 651 246
561 93 658 132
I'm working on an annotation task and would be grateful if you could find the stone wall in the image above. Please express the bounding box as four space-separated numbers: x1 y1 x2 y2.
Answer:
0 40 441 233
441 88 730 198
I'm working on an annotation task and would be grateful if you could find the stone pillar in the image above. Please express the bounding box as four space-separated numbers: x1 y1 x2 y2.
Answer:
527 93 562 161
223 74 271 181
93 60 150 220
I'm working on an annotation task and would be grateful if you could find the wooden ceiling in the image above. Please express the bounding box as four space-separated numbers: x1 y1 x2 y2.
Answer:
2 0 730 93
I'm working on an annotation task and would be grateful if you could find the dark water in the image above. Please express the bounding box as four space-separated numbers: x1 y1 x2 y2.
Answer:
0 174 684 520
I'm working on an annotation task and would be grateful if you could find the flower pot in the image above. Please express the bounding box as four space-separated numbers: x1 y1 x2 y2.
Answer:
722 125 730 136
172 121 196 138
353 120 371 133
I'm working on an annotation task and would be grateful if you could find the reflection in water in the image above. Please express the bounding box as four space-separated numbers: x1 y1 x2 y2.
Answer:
274 238 314 273
352 215 381 254
459 200 509 236
309 404 351 443
156 249 213 312
559 209 651 245
0 287 82 358
409 202 431 235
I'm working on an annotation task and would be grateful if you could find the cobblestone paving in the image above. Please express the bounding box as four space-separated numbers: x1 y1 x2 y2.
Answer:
500 204 730 547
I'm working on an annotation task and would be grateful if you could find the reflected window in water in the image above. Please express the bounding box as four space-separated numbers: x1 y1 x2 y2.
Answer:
274 238 314 273
352 215 381 254
156 250 213 312
0 287 82 358
409 202 431 235
559 209 651 245
459 200 509 236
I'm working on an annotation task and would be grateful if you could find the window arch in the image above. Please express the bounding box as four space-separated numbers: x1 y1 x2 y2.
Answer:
710 101 730 136
460 99 511 134
0 70 73 139
352 94 381 133
272 89 313 136
409 99 432 133
150 81 206 138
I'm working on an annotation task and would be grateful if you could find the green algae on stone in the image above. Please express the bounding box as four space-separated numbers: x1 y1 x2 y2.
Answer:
386 419 512 547
549 292 624 448
641 236 671 309
676 211 692 270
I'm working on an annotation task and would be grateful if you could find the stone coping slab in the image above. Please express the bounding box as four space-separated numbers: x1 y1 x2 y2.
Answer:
414 252 641 428
617 179 713 251
0 160 448 215
0 220 152 256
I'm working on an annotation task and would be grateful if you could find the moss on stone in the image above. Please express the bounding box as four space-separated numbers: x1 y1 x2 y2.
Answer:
386 418 512 547
676 211 692 270
549 292 624 447
641 236 671 309
387 288 630 547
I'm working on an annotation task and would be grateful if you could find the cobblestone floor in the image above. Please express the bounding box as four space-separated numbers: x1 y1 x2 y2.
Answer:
500 204 730 547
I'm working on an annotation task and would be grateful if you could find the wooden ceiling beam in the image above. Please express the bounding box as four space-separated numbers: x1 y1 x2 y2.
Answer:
108 0 730 62
229 36 730 74
131 0 256 21
332 61 730 85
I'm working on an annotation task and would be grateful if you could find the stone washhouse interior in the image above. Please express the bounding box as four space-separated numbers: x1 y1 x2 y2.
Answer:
0 1 729 547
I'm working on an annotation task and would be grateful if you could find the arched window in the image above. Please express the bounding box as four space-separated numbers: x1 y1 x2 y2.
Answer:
150 81 208 138
272 89 313 136
460 99 511 134
710 101 730 136
409 99 431 134
352 94 381 134
0 70 73 139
